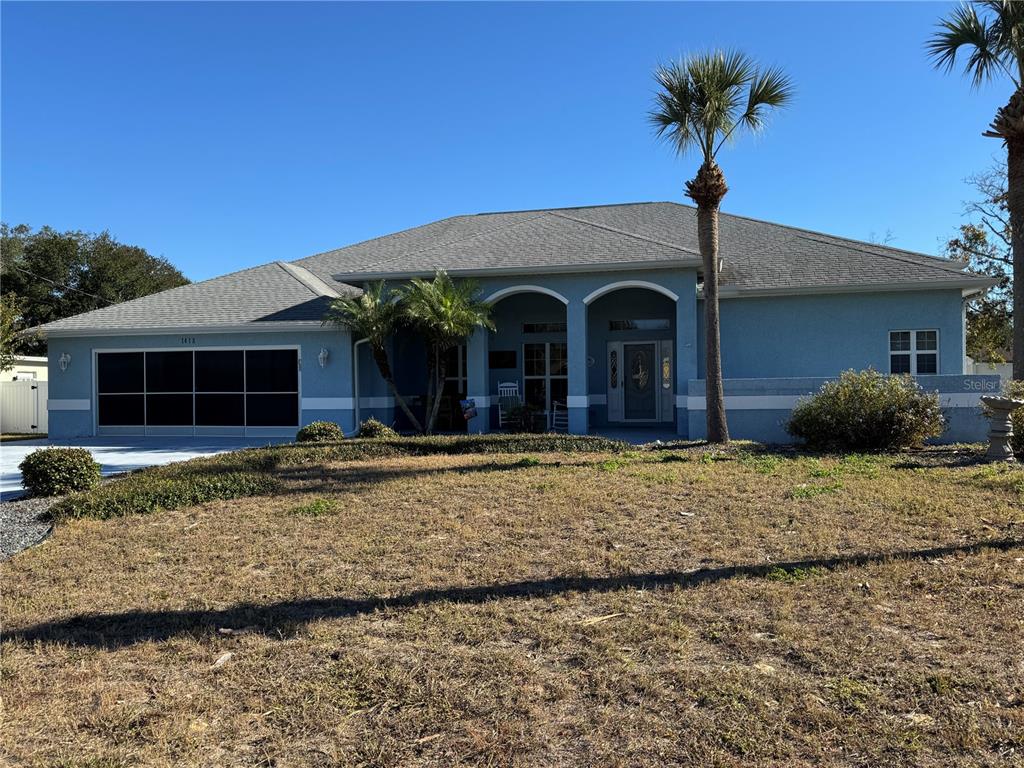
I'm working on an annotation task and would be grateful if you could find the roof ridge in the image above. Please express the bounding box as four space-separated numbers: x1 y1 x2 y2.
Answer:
323 211 550 276
468 200 665 217
276 261 341 298
546 209 700 257
790 233 970 276
711 206 958 266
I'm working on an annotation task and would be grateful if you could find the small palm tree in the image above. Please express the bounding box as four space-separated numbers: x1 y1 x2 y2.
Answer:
323 281 423 433
928 1 1024 378
399 271 494 434
651 51 793 443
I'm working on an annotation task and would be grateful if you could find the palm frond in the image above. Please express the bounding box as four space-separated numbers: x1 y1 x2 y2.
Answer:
739 66 795 133
927 3 1007 87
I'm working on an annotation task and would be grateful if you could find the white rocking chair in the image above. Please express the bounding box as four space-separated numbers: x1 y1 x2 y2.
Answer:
497 381 521 428
550 400 569 432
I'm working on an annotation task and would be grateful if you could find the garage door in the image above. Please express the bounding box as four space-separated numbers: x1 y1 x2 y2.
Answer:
96 348 299 435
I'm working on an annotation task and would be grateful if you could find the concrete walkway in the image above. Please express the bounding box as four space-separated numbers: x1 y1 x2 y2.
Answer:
0 437 289 500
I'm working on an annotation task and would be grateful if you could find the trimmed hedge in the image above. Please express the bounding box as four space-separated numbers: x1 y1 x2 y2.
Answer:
47 433 622 520
50 469 279 521
296 421 344 442
787 369 945 451
19 447 101 497
356 417 398 439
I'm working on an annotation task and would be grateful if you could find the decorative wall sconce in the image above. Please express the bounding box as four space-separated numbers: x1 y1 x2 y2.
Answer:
58 352 72 372
318 347 330 368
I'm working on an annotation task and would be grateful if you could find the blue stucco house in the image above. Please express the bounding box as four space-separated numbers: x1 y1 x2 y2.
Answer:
36 202 999 442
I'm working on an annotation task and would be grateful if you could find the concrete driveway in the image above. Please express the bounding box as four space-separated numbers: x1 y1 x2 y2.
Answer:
0 437 289 500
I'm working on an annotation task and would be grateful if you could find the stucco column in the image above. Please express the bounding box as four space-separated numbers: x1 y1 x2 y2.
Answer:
567 300 589 434
466 326 490 434
675 274 699 436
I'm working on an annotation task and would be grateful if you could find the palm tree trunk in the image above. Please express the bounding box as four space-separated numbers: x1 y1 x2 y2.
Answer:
426 346 448 434
697 205 729 443
686 160 730 444
1009 137 1024 380
371 342 423 433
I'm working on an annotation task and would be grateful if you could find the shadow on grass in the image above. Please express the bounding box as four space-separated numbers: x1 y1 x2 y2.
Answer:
5 537 1021 650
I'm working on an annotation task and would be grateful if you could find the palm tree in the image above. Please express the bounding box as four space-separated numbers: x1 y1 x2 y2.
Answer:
651 51 793 443
323 281 423 433
928 1 1024 379
399 271 494 434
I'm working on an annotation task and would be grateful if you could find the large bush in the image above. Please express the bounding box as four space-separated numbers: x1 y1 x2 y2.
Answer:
356 417 398 438
296 421 344 443
787 369 945 451
19 447 101 497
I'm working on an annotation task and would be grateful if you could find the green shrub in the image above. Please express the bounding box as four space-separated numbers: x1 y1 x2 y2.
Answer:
19 447 101 497
503 404 545 433
296 421 344 443
50 470 279 521
356 417 398 438
787 370 945 451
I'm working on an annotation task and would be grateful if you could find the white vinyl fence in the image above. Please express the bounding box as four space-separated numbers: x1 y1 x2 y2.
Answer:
0 380 48 434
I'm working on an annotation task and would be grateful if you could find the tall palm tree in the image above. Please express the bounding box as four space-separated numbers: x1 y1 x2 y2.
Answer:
928 1 1024 378
399 271 494 434
323 281 423 433
651 51 793 443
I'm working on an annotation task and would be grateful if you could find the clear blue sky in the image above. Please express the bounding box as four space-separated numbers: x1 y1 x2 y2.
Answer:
0 1 1007 281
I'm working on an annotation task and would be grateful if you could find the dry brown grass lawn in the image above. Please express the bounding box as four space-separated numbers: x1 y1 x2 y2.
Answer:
2 446 1023 767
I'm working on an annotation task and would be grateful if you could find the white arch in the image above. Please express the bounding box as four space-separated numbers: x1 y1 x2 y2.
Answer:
582 280 680 305
485 285 570 305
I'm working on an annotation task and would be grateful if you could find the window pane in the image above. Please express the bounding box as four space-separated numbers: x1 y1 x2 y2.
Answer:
550 342 568 376
889 332 911 352
196 394 245 426
523 322 567 334
890 354 911 374
524 344 546 376
488 350 517 369
916 331 937 351
550 378 568 406
608 319 671 331
524 379 546 410
97 353 144 393
245 349 298 392
917 353 937 375
196 350 244 392
443 345 461 375
98 394 144 425
145 351 193 392
146 394 193 426
246 393 298 426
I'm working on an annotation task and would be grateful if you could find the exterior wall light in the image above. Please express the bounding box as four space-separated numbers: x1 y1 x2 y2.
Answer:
58 352 72 372
318 347 329 368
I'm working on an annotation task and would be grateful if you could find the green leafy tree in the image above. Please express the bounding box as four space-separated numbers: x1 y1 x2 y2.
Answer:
323 281 423 433
928 0 1024 377
399 271 494 434
1 293 24 372
944 164 1012 363
650 51 793 443
1 224 189 354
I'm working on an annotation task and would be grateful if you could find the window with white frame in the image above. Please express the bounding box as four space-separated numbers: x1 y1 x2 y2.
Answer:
889 330 938 375
523 342 568 413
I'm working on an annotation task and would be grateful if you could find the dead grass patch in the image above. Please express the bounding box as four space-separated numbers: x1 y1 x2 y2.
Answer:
2 447 1022 766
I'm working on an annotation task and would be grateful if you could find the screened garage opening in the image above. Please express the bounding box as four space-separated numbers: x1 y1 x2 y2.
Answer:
96 348 299 436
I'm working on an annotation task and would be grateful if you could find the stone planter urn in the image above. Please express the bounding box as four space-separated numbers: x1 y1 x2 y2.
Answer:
981 395 1024 462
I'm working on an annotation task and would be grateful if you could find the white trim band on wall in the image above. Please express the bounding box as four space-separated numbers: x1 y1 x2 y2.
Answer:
359 396 395 409
467 395 491 408
567 395 589 408
48 399 90 411
302 397 355 410
685 393 987 411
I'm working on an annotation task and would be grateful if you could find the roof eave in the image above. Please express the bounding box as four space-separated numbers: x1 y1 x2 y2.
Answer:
714 276 998 300
37 320 336 339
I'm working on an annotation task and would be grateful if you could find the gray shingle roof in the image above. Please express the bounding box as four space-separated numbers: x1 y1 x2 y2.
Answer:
37 201 992 335
35 261 358 334
297 201 989 294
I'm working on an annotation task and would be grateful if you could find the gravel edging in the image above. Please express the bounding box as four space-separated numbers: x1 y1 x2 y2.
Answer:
0 496 57 560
